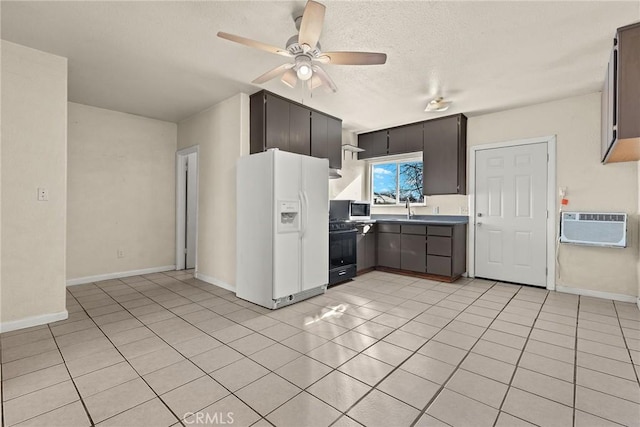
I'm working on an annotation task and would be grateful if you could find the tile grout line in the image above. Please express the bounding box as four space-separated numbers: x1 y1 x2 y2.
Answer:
611 301 640 386
46 322 97 427
62 290 186 426
409 285 549 427
572 296 581 427
324 280 500 426
490 290 553 427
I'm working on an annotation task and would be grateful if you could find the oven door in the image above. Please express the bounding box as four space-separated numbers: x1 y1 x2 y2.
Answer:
329 228 357 270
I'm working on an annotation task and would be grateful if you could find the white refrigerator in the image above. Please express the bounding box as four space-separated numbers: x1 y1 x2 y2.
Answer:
236 149 329 309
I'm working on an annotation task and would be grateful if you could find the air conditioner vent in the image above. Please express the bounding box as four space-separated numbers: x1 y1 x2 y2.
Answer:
560 212 627 248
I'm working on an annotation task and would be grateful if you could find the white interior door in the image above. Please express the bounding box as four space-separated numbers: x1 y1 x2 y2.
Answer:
475 142 548 287
185 152 197 269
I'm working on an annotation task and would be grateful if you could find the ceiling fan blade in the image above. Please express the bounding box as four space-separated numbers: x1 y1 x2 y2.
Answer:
311 65 337 93
298 0 325 49
281 69 298 88
317 51 387 65
252 63 293 84
217 32 291 58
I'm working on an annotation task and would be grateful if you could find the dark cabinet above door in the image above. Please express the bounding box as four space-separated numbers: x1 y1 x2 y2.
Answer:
602 22 640 163
250 90 342 168
423 114 467 195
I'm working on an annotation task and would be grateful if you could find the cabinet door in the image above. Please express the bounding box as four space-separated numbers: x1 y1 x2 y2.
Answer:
400 234 426 272
377 233 400 268
311 111 328 159
289 103 311 156
356 227 366 271
358 130 387 159
265 94 290 151
427 255 452 276
404 122 424 153
365 228 377 269
388 126 405 155
327 116 342 169
423 116 460 195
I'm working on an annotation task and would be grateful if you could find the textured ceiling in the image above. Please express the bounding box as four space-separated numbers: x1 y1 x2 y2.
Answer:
2 1 639 132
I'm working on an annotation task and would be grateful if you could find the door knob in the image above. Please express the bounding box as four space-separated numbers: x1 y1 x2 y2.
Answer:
477 213 483 217
477 222 482 226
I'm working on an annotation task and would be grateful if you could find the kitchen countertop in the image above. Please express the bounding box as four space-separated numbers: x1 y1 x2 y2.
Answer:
349 215 469 225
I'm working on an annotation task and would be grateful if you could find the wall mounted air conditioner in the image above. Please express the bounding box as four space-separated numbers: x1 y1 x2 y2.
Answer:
560 212 627 248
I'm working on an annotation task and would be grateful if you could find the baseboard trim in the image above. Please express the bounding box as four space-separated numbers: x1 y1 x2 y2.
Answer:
556 285 637 303
66 265 176 286
195 272 235 293
0 310 68 333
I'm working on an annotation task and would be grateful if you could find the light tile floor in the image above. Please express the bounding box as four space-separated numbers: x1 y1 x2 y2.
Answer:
1 270 639 426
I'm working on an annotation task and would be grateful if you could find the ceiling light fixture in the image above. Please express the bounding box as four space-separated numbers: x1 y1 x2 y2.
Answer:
295 56 313 81
425 97 451 112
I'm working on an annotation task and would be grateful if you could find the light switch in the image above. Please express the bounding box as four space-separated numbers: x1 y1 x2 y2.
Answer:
37 187 48 201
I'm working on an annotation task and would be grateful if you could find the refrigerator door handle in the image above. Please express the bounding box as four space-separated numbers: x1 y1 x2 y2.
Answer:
300 191 309 238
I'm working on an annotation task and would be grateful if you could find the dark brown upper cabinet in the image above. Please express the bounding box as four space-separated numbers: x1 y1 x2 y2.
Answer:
289 103 311 156
357 130 388 159
602 22 640 163
423 114 467 195
311 111 342 169
250 90 342 169
389 122 423 155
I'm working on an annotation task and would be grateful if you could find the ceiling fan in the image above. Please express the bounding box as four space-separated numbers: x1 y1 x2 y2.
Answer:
217 0 387 93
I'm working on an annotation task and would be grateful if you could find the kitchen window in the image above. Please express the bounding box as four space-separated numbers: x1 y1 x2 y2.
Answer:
371 159 424 205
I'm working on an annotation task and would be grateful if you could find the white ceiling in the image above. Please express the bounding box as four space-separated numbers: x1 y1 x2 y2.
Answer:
2 1 639 132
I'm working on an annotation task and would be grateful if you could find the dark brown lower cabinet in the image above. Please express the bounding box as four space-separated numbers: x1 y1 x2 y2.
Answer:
400 234 426 272
356 224 376 272
377 232 401 269
370 222 466 281
426 224 466 278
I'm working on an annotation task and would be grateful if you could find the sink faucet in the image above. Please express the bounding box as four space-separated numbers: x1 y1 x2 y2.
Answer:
405 199 413 219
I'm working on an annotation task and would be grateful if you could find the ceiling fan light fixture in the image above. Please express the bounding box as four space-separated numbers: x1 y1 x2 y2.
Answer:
425 97 451 112
295 56 313 81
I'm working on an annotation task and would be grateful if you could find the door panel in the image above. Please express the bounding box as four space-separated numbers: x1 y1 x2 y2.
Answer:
475 142 547 287
289 104 311 155
272 151 301 298
301 156 329 290
265 94 290 151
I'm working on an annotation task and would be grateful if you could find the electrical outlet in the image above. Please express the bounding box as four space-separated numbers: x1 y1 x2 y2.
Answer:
117 249 125 259
37 187 48 201
432 206 439 214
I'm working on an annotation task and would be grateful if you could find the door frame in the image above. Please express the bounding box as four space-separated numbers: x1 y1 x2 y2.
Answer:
176 145 199 271
468 135 557 290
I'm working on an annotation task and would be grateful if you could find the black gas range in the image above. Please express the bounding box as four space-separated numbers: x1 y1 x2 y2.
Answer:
328 220 357 286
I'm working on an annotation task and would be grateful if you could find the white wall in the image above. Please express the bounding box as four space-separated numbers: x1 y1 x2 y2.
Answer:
66 103 177 281
1 41 68 329
469 92 638 298
329 131 366 200
177 93 250 290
